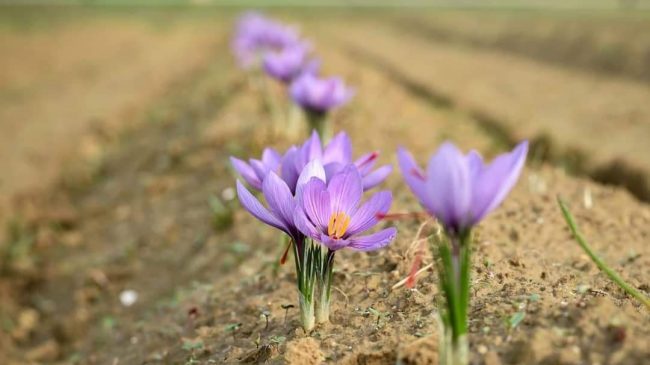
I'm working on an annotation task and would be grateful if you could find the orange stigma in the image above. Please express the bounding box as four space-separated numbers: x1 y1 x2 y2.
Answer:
327 212 351 239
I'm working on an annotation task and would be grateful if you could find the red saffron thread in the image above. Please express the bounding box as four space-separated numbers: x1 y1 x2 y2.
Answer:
406 242 425 289
376 212 429 221
280 241 292 265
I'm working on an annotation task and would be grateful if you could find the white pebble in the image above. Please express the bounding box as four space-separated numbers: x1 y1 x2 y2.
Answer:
222 187 236 201
120 290 138 307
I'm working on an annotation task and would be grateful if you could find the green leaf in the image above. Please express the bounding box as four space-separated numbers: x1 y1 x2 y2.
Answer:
508 311 525 329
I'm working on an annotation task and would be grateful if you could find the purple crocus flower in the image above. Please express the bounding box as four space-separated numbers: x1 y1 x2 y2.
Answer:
232 12 300 69
294 165 396 251
398 141 529 234
263 42 314 83
283 131 392 193
289 73 354 115
230 148 282 191
236 160 326 242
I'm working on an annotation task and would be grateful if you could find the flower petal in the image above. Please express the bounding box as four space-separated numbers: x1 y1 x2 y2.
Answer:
347 191 392 236
425 142 472 231
294 207 320 241
281 146 299 193
397 147 431 212
295 159 326 206
236 180 285 231
230 157 262 190
301 177 330 232
319 234 351 251
362 164 392 190
348 227 397 252
470 141 528 224
354 152 378 175
262 172 296 230
323 131 352 165
327 165 363 216
262 148 282 167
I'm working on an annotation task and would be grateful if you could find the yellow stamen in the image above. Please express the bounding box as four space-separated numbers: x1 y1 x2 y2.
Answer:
327 212 351 239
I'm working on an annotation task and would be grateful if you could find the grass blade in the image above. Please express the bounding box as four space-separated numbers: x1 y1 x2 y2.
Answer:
557 196 650 309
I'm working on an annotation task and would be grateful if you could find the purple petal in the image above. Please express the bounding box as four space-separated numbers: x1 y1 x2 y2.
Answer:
347 191 392 236
231 157 262 191
294 207 320 241
236 180 285 231
327 165 363 216
348 227 397 252
354 152 378 175
323 131 352 165
301 177 331 232
262 148 282 167
249 159 268 181
281 146 299 193
470 141 528 224
397 147 431 212
262 172 296 229
319 235 351 251
299 130 323 165
295 159 326 206
426 142 472 230
362 164 392 190
324 162 344 181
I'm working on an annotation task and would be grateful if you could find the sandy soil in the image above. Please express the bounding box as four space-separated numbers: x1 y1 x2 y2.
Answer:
0 17 223 224
313 19 650 202
0 9 648 365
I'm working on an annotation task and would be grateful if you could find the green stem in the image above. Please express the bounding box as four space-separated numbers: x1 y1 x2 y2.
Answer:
260 76 284 133
315 249 335 324
305 111 330 144
557 197 650 309
432 231 471 365
298 291 315 332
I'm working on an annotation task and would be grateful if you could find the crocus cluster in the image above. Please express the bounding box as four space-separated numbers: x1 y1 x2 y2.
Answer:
232 131 394 330
231 12 300 70
231 12 354 142
231 13 531 365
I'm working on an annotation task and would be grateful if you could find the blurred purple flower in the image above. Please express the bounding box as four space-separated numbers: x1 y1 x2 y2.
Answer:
294 165 396 251
230 148 282 191
236 160 326 242
232 12 301 69
289 73 354 115
398 141 528 233
263 42 315 83
283 131 392 193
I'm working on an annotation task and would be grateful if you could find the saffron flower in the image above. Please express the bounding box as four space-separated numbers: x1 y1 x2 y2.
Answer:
230 148 282 191
289 73 354 141
231 131 392 194
236 160 326 331
295 165 396 251
263 42 315 84
397 141 529 234
232 12 300 69
294 165 396 323
282 130 392 193
397 141 528 365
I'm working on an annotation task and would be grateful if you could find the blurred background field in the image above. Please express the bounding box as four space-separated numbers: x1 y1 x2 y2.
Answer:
1 1 649 364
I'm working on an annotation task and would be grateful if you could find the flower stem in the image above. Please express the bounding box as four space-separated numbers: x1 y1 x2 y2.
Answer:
259 76 284 135
305 111 330 143
299 292 315 332
432 231 472 365
440 330 468 365
287 103 303 139
315 250 335 324
557 197 650 309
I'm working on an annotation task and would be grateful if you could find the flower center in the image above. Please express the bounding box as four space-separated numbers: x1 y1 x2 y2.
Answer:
327 212 350 239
